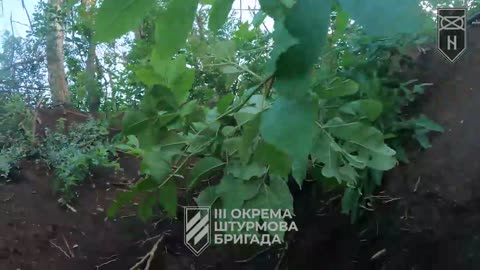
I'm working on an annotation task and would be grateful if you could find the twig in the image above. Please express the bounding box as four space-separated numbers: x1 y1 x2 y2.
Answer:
370 248 386 261
50 240 71 259
413 176 421 193
62 234 75 258
274 243 288 270
65 203 77 213
129 236 164 270
21 0 32 29
137 232 170 247
96 257 118 269
384 197 402 204
235 247 271 263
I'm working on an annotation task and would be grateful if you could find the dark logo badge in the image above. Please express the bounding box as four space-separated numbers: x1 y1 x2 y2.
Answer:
437 8 467 63
184 207 210 256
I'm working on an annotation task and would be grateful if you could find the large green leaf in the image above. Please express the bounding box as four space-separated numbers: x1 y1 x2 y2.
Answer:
94 0 156 42
244 176 293 212
208 0 235 32
195 186 219 207
326 118 395 156
217 93 234 114
260 96 318 168
159 180 177 217
339 0 425 36
155 0 199 60
226 161 267 180
188 157 225 189
325 118 397 171
217 175 262 210
265 21 298 75
272 0 332 98
122 111 150 135
413 114 444 132
150 54 195 104
316 78 359 99
244 176 293 239
339 99 383 121
254 141 291 177
141 148 177 183
240 116 260 164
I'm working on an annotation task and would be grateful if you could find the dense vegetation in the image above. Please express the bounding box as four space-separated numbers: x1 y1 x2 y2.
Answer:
0 0 476 249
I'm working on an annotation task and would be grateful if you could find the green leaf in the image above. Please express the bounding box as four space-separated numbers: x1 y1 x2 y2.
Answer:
94 0 156 42
221 126 236 137
127 135 140 148
359 149 397 170
339 0 425 37
217 175 262 210
107 191 134 218
341 187 359 215
195 186 219 207
138 196 156 221
334 9 349 36
340 99 383 121
265 21 298 75
414 129 432 149
280 0 296 8
244 176 293 239
413 115 444 132
254 141 291 177
272 0 332 98
217 93 234 114
122 111 151 135
260 96 318 164
240 117 260 163
155 0 199 60
326 118 395 156
252 10 267 27
150 54 195 104
179 100 198 117
226 161 267 180
316 78 359 99
188 157 225 189
222 137 241 154
135 67 163 87
208 0 235 32
142 148 177 182
259 0 288 19
210 40 237 60
292 158 307 187
159 180 177 217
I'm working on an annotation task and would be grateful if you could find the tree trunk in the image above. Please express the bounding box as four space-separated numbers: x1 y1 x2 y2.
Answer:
46 0 69 104
85 30 100 112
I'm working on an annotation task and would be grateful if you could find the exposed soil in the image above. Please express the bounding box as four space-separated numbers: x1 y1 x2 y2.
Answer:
4 26 480 270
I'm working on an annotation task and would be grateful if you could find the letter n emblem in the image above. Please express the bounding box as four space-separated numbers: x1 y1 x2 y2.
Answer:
437 8 467 63
184 207 211 256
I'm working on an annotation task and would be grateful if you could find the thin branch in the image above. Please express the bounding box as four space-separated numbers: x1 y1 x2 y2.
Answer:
129 236 164 270
50 240 71 259
96 257 118 269
21 0 33 29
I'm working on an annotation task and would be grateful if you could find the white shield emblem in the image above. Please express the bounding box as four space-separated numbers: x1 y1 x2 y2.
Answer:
184 207 211 256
